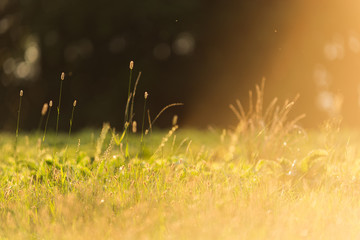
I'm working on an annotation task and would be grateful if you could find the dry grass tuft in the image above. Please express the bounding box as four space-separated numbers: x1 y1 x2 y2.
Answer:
228 79 306 162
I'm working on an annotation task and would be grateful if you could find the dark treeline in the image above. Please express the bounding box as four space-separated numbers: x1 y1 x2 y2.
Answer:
1 0 360 131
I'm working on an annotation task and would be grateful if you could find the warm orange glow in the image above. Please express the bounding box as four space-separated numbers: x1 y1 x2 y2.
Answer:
187 1 360 128
269 1 360 126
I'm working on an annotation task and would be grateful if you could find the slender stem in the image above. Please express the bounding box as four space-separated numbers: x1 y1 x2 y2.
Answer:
43 102 52 142
69 100 76 138
140 97 147 144
127 68 133 105
151 103 184 127
147 109 152 134
129 72 142 125
15 90 23 152
38 103 49 132
124 62 133 129
56 73 64 136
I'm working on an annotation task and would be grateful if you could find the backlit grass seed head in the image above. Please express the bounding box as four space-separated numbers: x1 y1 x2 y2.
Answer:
61 72 65 80
132 121 137 133
172 115 178 126
73 100 77 107
41 103 49 116
129 61 134 70
144 91 149 99
49 100 53 107
19 90 23 96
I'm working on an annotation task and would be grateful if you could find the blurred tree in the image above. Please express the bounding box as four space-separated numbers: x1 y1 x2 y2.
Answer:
0 0 203 130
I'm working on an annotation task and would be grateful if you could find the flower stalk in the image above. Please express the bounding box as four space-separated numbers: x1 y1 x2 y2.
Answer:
69 100 77 138
43 100 53 142
56 72 65 136
14 90 23 152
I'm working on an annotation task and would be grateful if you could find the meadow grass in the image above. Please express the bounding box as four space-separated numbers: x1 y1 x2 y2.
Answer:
1 125 360 239
2 67 360 239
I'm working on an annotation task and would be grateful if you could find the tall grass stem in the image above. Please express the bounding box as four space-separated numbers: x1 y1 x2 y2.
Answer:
69 100 77 138
129 71 141 124
43 100 53 142
124 61 134 128
140 92 148 146
56 72 65 136
14 90 23 152
38 103 49 132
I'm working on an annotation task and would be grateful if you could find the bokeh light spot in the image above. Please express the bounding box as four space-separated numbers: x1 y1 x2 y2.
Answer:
324 36 344 61
316 91 342 117
348 33 360 53
15 62 31 79
313 65 331 88
25 45 39 63
3 58 15 75
173 32 195 55
317 91 334 111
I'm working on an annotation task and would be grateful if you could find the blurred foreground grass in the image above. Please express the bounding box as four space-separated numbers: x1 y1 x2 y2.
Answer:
1 123 360 240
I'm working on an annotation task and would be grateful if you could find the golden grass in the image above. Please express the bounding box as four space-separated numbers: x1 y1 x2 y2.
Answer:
1 80 360 239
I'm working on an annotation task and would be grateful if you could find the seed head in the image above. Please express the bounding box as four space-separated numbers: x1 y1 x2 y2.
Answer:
145 129 149 135
49 100 53 107
41 103 49 116
129 61 134 70
132 121 137 133
144 91 149 99
73 100 77 107
61 72 65 81
172 115 178 126
19 90 23 96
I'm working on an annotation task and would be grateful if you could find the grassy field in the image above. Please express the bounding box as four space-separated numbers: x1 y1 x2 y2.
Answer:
1 118 360 239
2 74 360 239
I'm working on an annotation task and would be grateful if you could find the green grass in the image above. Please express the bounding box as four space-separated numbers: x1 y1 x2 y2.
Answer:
2 69 359 239
1 124 360 239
